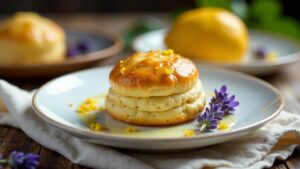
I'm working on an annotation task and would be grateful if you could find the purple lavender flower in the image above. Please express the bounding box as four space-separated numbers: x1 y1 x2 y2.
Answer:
78 39 92 53
211 85 239 115
197 104 224 132
253 46 267 59
9 151 40 169
67 39 93 57
196 85 239 133
67 42 81 57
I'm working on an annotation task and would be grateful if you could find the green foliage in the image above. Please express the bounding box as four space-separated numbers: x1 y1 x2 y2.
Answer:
250 0 282 22
196 0 231 10
250 17 300 39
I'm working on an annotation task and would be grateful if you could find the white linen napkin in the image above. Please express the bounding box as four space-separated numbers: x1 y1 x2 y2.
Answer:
0 79 299 169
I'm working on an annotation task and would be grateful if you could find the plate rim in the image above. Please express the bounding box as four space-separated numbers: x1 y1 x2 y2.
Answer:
0 27 123 69
32 66 284 142
132 28 300 67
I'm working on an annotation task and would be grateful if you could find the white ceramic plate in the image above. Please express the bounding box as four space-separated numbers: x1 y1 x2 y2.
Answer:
32 66 283 151
133 29 300 75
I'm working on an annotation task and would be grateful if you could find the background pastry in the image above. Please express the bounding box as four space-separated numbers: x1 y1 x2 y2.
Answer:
0 12 66 65
106 50 206 126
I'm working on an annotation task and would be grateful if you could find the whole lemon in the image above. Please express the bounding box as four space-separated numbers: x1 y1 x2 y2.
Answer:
165 7 248 63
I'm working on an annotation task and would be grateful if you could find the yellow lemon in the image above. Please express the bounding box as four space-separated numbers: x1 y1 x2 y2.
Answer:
165 7 248 63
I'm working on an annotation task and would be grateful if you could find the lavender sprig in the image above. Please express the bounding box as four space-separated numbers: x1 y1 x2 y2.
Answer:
67 39 93 57
253 46 268 60
197 104 224 132
0 151 40 169
196 85 239 132
211 85 239 115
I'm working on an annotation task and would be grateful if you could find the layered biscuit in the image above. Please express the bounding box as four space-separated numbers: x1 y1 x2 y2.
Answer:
105 50 205 126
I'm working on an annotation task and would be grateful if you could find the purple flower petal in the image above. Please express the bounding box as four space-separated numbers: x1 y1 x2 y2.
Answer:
9 151 40 169
220 85 227 94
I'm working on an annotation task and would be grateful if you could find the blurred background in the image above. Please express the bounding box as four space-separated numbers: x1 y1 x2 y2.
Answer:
0 0 299 19
0 0 299 78
0 0 299 49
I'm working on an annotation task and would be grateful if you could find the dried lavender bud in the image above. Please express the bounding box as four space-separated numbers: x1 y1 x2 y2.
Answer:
253 46 268 59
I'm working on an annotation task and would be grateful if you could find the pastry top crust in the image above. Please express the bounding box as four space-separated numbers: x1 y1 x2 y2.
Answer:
109 50 199 97
0 12 65 47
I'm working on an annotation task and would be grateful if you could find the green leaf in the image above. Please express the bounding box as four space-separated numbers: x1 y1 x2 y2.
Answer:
250 17 300 40
250 0 282 22
196 0 231 10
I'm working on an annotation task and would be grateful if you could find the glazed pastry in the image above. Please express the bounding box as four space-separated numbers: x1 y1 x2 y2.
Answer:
0 12 66 65
109 50 199 97
105 50 206 126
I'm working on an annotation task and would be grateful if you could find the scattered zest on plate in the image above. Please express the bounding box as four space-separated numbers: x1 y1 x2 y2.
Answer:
73 95 106 132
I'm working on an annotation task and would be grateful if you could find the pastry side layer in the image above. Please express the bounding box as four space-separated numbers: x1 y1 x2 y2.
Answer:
107 80 203 112
105 91 206 126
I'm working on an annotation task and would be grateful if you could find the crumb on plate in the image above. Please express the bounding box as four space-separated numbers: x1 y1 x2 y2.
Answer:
218 122 229 130
125 126 138 133
77 97 100 114
89 122 104 132
184 129 195 137
266 51 278 63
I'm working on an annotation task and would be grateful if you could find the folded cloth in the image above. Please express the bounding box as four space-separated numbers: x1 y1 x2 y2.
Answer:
0 80 299 169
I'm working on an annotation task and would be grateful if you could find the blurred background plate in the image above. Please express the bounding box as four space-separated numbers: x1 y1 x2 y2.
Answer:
0 27 123 78
133 29 300 76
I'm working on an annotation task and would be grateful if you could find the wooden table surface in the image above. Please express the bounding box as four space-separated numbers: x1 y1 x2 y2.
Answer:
0 13 299 169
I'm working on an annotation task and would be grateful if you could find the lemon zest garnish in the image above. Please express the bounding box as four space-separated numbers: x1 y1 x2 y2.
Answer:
120 67 126 74
165 68 173 75
77 104 92 114
125 126 138 133
89 122 104 132
266 51 278 63
77 97 100 114
162 49 174 55
184 129 195 137
85 98 99 104
90 104 98 111
218 122 229 130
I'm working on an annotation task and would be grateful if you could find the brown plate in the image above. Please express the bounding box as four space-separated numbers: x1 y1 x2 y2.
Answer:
0 27 123 78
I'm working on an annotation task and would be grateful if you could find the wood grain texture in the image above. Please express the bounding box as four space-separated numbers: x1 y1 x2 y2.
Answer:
0 13 299 169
